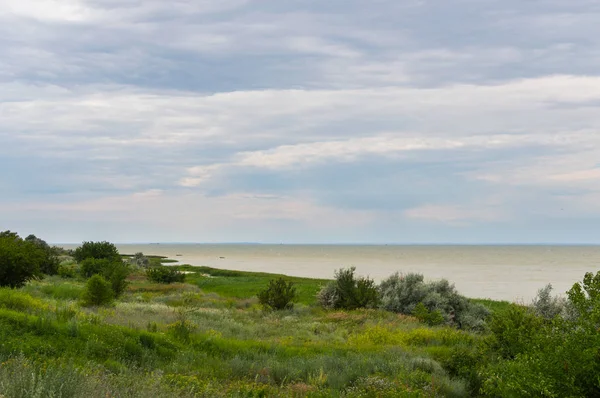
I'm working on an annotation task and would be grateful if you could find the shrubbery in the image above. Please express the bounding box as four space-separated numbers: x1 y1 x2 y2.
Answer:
317 267 379 310
79 258 130 297
57 262 77 279
129 252 149 268
81 275 114 306
73 241 120 263
530 283 569 319
379 273 490 331
472 271 600 397
412 302 445 326
146 266 185 284
257 277 297 310
103 262 130 298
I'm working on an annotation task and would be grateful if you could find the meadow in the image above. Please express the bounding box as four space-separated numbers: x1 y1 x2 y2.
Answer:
0 238 598 397
0 257 503 397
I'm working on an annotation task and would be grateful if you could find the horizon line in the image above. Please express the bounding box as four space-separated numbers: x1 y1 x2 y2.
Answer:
53 242 600 246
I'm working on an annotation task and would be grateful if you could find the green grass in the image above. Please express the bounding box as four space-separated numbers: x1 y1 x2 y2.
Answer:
0 263 516 397
178 265 328 305
471 298 514 313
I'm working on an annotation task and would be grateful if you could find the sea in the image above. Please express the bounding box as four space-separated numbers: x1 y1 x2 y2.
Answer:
59 244 600 302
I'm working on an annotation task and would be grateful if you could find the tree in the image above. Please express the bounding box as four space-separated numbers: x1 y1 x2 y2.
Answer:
24 234 59 275
567 271 600 328
0 232 44 288
73 241 120 262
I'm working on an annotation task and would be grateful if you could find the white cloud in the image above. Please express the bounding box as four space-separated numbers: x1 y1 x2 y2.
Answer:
3 0 600 242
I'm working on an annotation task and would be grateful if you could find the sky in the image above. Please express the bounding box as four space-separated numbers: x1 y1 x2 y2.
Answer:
1 0 600 244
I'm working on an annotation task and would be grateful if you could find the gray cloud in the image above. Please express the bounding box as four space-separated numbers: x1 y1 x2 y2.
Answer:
1 0 600 242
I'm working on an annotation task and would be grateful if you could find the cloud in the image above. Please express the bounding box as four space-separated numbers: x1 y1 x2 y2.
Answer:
2 0 600 242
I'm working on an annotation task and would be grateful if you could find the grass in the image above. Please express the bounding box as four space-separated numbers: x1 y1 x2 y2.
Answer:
178 265 328 305
0 260 514 397
470 298 514 313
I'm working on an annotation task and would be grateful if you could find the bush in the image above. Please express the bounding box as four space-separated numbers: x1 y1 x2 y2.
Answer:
379 273 489 331
316 281 339 309
0 232 44 288
317 267 379 310
531 283 567 319
80 258 129 297
413 302 444 326
81 275 114 306
567 270 600 327
146 266 185 284
482 313 600 397
103 262 130 298
478 272 600 397
488 304 545 360
257 277 297 310
130 252 150 268
57 262 77 279
73 241 120 262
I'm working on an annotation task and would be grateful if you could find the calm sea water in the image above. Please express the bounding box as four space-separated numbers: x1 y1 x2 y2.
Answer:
60 244 600 302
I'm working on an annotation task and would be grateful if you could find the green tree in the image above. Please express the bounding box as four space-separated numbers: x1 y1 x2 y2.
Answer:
567 271 600 327
24 234 59 275
73 241 120 262
80 258 113 278
0 232 44 288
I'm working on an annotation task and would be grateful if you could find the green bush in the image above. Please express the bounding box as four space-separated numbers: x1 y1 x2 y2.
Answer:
79 259 129 297
317 267 379 310
567 270 600 327
57 262 77 278
413 302 445 326
257 277 297 310
479 272 600 397
103 262 130 298
0 231 44 288
488 304 545 360
81 275 114 306
146 266 185 284
73 241 120 262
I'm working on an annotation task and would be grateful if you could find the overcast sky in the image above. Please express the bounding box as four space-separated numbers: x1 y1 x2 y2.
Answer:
2 0 600 243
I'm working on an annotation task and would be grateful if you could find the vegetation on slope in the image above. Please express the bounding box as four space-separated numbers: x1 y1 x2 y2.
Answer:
0 232 598 397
